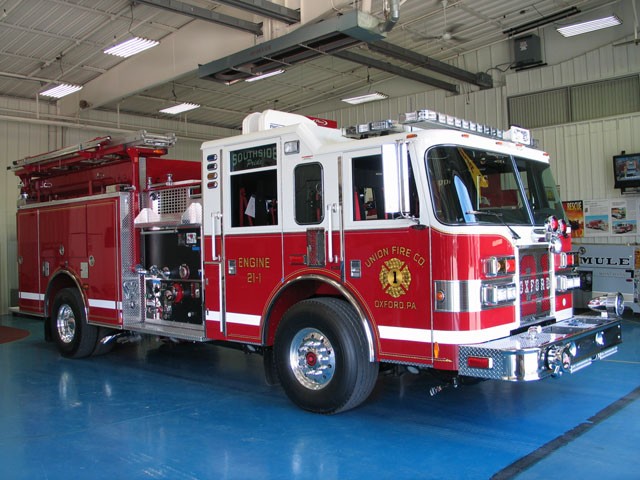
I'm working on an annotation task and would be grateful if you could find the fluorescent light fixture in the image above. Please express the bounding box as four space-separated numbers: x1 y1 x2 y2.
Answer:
159 103 200 115
40 83 83 98
341 92 389 105
104 37 159 58
557 15 621 37
245 69 285 82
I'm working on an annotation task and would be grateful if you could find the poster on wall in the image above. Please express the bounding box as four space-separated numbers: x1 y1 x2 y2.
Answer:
610 199 637 236
562 200 584 238
583 199 611 236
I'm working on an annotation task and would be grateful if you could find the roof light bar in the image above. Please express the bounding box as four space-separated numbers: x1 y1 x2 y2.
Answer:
159 103 200 115
341 92 389 105
245 69 285 82
557 15 621 37
39 83 83 98
342 108 532 146
104 37 160 58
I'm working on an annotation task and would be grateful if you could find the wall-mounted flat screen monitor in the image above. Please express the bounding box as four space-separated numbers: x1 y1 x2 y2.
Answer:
613 153 640 189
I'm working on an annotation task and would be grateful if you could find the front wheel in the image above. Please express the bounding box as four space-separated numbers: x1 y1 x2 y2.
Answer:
274 298 378 414
51 288 98 358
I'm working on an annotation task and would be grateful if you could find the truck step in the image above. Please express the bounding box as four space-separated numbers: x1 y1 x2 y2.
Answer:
125 322 207 342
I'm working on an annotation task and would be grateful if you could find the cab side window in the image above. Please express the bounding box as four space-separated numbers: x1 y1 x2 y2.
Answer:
352 153 419 221
294 163 324 225
230 144 278 227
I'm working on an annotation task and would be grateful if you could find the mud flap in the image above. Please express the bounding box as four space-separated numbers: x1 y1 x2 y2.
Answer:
263 346 280 386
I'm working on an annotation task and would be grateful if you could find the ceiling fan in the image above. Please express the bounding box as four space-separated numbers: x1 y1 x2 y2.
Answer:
412 0 466 44
614 0 639 46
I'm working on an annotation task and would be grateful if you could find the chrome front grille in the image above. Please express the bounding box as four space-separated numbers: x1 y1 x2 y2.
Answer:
519 246 552 323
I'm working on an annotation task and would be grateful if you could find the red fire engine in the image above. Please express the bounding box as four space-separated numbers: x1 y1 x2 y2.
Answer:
9 110 623 413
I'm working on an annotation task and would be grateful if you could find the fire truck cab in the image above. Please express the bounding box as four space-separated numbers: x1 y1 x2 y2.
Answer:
10 110 623 413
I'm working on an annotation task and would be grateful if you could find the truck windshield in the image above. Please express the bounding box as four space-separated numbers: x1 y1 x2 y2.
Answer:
426 145 564 226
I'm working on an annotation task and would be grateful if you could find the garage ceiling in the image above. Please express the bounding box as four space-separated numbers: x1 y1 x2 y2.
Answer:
0 0 624 131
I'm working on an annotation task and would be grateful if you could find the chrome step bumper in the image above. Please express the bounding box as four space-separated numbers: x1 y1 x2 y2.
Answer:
458 315 622 381
125 321 207 342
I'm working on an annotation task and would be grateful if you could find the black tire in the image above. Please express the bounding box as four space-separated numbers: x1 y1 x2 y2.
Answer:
274 298 378 414
51 288 98 359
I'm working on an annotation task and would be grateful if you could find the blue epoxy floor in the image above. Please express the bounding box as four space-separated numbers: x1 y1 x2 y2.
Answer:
1 313 638 480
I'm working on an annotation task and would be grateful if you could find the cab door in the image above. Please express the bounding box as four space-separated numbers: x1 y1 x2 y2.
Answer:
220 140 283 343
341 144 433 364
280 134 341 285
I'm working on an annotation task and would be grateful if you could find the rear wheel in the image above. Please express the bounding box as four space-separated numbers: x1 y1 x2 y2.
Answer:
51 288 98 358
274 298 378 414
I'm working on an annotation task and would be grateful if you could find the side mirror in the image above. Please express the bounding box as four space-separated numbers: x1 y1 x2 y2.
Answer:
382 142 410 215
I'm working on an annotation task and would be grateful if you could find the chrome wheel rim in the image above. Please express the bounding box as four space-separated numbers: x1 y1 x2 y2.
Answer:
289 327 335 390
56 304 76 344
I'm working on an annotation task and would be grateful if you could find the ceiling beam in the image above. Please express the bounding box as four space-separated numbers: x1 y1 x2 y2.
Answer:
367 40 493 89
136 0 263 35
333 50 459 94
198 10 384 83
213 0 300 24
57 20 256 116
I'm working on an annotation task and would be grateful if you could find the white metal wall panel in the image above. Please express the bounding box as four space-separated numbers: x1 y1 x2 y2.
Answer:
0 93 221 313
508 41 640 97
316 85 505 131
536 112 640 245
3 29 640 310
0 120 50 314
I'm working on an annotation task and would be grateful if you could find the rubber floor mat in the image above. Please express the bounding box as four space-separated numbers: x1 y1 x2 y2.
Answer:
0 326 30 344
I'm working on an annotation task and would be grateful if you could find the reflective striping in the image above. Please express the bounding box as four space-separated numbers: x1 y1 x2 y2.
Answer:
88 299 121 310
19 293 121 309
227 312 261 326
19 291 44 301
378 326 431 343
205 311 261 326
378 323 516 345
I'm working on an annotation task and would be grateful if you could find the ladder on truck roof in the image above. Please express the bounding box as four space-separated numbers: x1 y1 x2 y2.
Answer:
10 130 177 202
9 130 176 172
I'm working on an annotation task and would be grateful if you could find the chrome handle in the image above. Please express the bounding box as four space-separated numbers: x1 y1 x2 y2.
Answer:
326 204 334 262
211 212 221 261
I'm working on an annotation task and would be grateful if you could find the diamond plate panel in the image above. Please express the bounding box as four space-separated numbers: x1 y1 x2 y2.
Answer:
120 192 143 327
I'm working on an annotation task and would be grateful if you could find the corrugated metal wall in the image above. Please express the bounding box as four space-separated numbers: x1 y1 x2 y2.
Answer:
506 43 640 96
508 75 639 128
521 40 640 246
0 108 52 314
508 88 569 128
314 38 640 248
536 113 640 246
314 82 506 132
571 75 640 122
2 33 640 312
0 100 223 313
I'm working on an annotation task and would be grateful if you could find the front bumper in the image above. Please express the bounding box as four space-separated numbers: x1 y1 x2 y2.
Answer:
458 314 622 381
